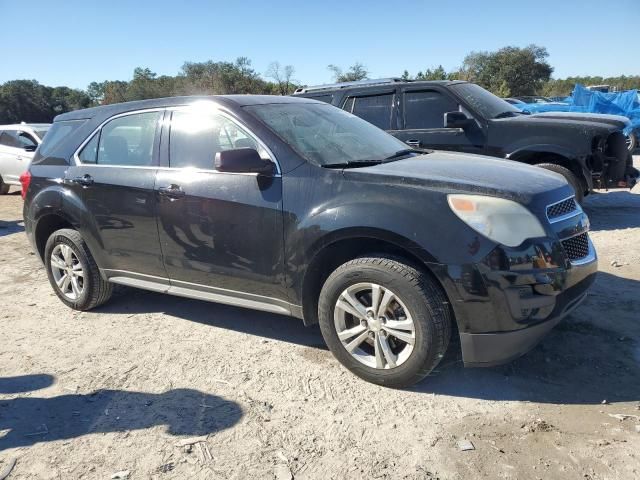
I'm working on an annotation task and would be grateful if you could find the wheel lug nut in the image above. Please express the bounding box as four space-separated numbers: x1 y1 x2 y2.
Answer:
368 332 375 339
360 319 367 327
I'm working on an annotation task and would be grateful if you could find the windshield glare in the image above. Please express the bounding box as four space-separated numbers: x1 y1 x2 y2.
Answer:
245 103 408 166
450 83 520 119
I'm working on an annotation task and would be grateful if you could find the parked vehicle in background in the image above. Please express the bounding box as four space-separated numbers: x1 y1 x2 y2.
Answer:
515 84 640 152
293 79 638 201
22 95 597 387
0 123 50 194
513 95 554 103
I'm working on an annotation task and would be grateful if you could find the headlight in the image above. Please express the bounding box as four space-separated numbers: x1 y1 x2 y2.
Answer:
447 194 546 247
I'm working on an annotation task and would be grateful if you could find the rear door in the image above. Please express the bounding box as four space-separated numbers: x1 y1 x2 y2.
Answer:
393 87 484 153
65 109 167 279
155 106 285 304
340 88 398 131
0 130 30 184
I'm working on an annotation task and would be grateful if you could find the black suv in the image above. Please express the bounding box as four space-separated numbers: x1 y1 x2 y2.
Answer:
23 96 597 387
294 79 638 201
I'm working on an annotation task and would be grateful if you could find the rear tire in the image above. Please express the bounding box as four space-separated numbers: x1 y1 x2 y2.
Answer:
537 163 584 203
44 228 113 310
318 256 451 388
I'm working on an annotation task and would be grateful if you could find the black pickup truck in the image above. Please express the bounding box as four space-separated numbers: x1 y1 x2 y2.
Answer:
294 79 638 201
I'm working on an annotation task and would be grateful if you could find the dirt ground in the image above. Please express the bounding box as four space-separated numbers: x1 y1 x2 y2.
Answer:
1 159 639 480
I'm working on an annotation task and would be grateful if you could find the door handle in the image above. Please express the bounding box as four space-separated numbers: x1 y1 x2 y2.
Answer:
16 156 23 161
72 174 94 186
406 140 421 147
158 184 186 199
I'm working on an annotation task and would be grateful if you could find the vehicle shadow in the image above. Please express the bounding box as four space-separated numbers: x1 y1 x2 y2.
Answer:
0 376 243 451
98 288 326 350
413 270 640 404
583 190 640 231
0 220 25 237
0 374 54 394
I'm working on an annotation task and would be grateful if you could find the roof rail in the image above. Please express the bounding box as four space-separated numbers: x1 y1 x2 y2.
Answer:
293 78 410 94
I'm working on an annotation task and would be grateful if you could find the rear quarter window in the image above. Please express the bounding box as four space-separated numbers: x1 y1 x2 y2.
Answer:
37 120 87 159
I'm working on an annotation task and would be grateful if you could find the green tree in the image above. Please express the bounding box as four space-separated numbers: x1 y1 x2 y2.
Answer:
327 63 368 82
459 44 553 96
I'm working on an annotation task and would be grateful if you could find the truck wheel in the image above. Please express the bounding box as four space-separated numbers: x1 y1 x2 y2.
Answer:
318 256 451 388
626 133 637 152
537 163 584 203
44 228 113 310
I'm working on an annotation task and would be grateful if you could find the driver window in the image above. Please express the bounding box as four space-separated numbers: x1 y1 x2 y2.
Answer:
404 91 458 129
169 111 262 170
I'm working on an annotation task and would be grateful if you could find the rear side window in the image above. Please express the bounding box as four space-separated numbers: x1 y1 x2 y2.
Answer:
38 120 85 158
343 93 394 130
0 131 20 148
308 94 333 104
404 91 458 129
78 112 161 166
169 110 260 170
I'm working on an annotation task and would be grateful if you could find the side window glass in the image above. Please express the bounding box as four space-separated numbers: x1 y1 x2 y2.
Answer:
0 131 20 148
309 94 333 104
349 94 393 130
169 111 261 170
78 133 100 164
404 91 458 129
342 97 355 113
96 111 161 166
17 132 38 148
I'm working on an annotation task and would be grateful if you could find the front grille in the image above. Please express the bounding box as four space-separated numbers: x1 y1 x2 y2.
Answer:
561 232 590 261
547 197 578 221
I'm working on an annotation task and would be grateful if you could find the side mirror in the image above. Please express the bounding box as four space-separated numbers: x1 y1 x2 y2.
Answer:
215 148 274 175
444 111 472 129
23 144 37 152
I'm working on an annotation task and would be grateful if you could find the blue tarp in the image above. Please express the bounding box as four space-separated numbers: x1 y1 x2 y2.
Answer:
515 84 640 136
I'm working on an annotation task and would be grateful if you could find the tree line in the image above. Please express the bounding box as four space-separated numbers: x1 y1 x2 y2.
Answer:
1 45 639 124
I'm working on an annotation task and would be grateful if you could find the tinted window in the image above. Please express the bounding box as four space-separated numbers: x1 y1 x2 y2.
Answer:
346 94 393 130
308 94 333 104
169 110 259 170
246 103 408 167
38 120 85 157
404 91 458 129
78 133 99 164
97 111 161 166
0 131 20 148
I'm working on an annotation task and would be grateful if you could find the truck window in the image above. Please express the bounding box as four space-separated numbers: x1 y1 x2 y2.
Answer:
404 91 458 129
343 93 393 130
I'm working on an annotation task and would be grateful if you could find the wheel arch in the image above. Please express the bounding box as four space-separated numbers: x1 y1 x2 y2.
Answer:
508 148 590 192
299 228 450 327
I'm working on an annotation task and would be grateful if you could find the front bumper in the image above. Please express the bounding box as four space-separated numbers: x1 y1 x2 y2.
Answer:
430 235 598 367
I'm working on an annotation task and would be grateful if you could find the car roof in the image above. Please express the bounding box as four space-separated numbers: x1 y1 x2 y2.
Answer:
54 95 322 122
293 78 468 95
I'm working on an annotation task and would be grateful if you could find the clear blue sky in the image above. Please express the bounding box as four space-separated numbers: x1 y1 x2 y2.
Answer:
1 0 638 90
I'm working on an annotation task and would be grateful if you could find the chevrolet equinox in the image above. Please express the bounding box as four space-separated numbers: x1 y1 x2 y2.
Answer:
22 96 597 387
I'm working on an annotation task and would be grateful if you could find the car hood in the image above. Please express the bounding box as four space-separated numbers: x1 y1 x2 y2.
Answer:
349 151 570 205
531 111 630 130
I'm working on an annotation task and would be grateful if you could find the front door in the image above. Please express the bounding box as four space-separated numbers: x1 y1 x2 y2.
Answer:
392 88 485 154
155 107 285 303
0 130 34 184
64 110 167 279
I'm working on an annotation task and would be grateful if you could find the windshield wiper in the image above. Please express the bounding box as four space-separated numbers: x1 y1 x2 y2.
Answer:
322 160 385 169
384 148 423 160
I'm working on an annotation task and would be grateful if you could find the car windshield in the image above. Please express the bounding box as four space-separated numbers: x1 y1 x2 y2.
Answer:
450 83 522 119
245 103 409 166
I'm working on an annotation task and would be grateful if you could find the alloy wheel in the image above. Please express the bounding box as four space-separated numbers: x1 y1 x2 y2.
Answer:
50 244 85 301
333 282 416 369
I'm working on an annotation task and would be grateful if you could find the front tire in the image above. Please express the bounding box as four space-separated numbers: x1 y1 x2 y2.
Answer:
626 132 637 152
318 257 451 388
537 163 584 203
44 228 113 310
